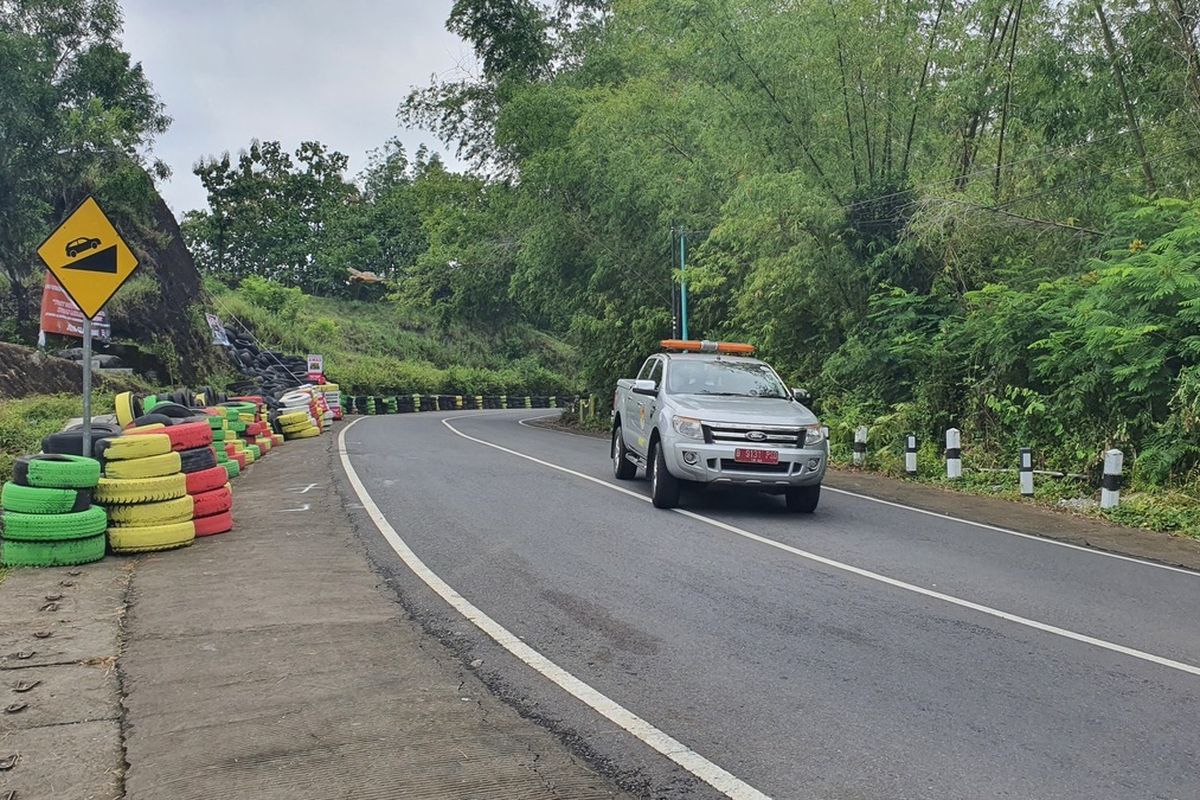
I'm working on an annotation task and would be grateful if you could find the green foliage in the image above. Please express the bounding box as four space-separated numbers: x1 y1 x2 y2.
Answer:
0 393 114 485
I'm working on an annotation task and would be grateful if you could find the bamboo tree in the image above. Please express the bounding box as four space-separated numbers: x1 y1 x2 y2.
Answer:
1093 0 1157 193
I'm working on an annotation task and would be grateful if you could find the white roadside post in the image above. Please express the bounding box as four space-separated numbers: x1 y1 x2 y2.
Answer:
853 425 868 467
905 434 918 476
1019 447 1034 497
945 428 962 479
1101 448 1123 509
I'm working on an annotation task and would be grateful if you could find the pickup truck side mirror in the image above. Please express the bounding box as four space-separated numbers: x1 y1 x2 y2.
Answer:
632 379 659 396
792 387 812 404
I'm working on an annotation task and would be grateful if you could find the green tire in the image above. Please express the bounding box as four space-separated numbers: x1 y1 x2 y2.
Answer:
2 505 108 541
222 460 240 479
1 532 106 567
12 454 101 489
2 482 91 514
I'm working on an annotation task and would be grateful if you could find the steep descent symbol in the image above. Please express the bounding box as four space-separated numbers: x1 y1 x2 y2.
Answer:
64 245 118 274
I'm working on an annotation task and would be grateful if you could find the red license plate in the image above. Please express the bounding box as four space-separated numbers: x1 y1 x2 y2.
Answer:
734 448 779 465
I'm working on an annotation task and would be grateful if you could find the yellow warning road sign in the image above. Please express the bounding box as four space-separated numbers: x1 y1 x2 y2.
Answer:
36 196 139 319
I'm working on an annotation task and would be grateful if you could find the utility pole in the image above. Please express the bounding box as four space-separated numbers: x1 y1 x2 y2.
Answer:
679 228 689 340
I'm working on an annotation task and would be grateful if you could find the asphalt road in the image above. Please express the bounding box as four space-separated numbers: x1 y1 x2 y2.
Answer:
338 410 1200 800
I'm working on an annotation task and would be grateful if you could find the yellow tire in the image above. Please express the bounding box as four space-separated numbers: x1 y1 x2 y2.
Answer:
114 391 137 427
108 521 195 553
255 437 271 452
105 495 194 526
287 426 321 439
98 433 172 461
95 473 187 504
103 451 182 479
277 411 308 425
124 423 166 434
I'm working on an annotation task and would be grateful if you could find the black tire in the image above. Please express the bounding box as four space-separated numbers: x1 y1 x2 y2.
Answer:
611 424 637 480
128 413 174 428
649 440 680 509
178 446 217 474
146 402 195 419
41 428 120 457
785 485 820 513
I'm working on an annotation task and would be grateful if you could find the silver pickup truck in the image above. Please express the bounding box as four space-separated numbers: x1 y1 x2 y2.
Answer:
611 342 827 511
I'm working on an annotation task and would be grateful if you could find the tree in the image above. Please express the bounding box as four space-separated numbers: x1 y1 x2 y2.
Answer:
0 0 168 337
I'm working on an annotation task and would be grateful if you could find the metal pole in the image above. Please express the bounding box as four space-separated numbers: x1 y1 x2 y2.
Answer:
680 230 689 340
81 315 93 457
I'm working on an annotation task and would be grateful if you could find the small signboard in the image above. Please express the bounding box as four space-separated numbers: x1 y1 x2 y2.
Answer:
306 353 324 382
205 313 230 346
39 273 111 341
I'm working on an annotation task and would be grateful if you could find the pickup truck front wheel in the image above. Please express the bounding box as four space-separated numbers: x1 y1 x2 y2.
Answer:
650 442 680 509
611 424 637 480
785 485 820 513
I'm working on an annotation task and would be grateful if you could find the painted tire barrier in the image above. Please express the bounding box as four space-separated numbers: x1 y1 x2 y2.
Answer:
95 474 188 504
1 483 92 515
193 509 234 537
2 454 105 568
107 520 195 554
105 495 194 526
12 455 102 489
101 451 183 480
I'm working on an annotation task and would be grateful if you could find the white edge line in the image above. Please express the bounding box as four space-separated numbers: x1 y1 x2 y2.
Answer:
436 414 1200 679
336 417 773 800
518 410 1196 577
822 485 1199 576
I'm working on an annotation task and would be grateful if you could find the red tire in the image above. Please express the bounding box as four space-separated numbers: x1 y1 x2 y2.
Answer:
186 465 227 495
230 451 247 469
192 485 232 517
193 510 233 537
127 421 213 451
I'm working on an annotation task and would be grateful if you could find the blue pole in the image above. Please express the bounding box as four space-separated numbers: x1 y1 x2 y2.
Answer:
680 229 689 340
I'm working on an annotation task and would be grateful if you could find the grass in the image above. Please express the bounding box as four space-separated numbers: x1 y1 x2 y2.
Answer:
207 281 579 395
0 393 114 486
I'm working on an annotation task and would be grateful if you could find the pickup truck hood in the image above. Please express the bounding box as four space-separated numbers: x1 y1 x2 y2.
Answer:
668 395 818 426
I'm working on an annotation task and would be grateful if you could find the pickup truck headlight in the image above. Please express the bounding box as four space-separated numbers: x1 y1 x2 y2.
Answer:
672 415 704 440
804 424 826 446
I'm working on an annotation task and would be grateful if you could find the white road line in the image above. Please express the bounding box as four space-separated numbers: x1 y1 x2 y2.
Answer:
336 418 772 800
511 412 1197 577
440 415 1200 679
821 485 1198 576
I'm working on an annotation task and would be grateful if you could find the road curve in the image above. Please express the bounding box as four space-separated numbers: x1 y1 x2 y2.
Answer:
337 410 1200 800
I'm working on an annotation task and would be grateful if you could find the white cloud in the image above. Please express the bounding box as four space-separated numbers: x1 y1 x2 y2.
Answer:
120 0 475 216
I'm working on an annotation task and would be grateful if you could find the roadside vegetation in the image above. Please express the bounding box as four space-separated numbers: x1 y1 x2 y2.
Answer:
7 1 1200 536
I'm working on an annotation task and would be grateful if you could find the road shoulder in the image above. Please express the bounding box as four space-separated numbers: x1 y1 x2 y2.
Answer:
116 427 630 799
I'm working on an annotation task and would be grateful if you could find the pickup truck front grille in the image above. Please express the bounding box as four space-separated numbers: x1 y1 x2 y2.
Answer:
703 422 805 447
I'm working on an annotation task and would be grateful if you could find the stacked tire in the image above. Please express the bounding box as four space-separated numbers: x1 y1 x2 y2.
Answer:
322 384 343 420
96 430 195 554
1 455 106 567
276 390 321 439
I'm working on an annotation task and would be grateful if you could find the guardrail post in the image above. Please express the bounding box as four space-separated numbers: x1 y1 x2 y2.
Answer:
1019 447 1034 497
853 425 868 467
1101 448 1123 509
945 428 962 479
905 434 918 476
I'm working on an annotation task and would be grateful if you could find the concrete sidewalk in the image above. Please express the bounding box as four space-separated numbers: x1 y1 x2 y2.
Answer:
2 427 631 800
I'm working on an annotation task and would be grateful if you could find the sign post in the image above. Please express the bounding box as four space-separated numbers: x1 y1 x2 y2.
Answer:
36 196 140 456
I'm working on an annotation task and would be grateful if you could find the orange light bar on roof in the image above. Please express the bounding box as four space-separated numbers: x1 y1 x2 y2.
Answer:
660 339 755 355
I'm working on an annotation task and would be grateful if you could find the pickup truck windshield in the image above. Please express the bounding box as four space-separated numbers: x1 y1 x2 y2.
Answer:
666 360 789 398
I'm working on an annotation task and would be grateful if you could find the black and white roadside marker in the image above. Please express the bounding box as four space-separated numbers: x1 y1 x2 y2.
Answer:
1019 447 1034 497
945 428 962 480
853 425 868 467
1101 448 1123 509
905 434 917 476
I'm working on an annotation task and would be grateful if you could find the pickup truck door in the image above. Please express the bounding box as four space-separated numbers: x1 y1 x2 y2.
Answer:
635 357 664 453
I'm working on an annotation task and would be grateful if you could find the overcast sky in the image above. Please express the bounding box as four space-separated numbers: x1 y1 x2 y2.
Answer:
120 0 472 217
